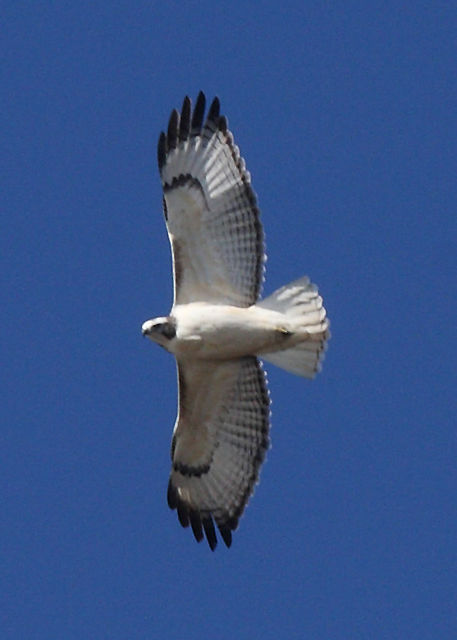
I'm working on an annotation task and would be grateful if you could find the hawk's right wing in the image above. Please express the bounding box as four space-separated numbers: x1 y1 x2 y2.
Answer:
167 356 270 550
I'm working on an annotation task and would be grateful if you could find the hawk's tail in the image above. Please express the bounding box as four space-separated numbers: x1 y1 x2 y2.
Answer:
258 276 330 378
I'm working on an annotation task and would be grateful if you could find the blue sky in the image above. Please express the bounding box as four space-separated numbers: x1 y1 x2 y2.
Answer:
3 2 456 638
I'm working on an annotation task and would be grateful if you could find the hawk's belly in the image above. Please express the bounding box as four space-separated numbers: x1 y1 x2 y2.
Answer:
171 303 292 360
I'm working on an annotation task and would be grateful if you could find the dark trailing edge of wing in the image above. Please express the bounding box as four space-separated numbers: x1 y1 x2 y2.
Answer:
167 479 234 551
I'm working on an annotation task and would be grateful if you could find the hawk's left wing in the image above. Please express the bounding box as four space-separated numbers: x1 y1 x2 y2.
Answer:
158 92 265 307
167 357 270 550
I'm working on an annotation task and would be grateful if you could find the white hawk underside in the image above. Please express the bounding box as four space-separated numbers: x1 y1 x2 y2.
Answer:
145 92 329 550
158 93 270 550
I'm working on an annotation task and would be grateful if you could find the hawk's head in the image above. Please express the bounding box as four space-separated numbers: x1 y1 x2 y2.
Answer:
142 316 176 349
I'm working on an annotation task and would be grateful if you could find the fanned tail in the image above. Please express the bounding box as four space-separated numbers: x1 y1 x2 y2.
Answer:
258 276 330 378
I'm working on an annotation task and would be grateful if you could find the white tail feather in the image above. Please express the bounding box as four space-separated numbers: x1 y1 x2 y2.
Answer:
258 276 330 378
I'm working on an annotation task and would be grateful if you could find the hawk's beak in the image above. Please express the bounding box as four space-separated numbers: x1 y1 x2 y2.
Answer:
141 320 154 337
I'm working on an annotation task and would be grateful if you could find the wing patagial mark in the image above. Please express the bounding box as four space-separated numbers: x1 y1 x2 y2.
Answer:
161 196 168 221
172 461 211 477
162 173 206 199
170 239 183 303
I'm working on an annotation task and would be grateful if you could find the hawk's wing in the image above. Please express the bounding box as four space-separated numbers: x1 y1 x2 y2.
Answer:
158 92 265 307
167 357 270 550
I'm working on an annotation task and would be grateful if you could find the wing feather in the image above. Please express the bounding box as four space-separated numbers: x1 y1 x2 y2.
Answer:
191 90 206 134
179 96 191 142
159 92 265 306
168 357 270 550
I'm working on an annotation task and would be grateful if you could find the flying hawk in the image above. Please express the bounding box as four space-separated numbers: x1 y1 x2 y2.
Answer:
142 92 329 550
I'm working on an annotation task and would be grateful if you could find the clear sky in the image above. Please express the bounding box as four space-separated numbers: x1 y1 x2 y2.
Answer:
3 2 456 639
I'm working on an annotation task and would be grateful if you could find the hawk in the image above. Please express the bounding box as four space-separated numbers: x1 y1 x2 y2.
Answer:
142 92 329 550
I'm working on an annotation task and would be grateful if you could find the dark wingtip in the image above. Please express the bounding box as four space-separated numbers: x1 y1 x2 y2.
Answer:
189 509 204 543
157 131 167 170
203 517 218 551
167 109 179 151
177 503 190 528
179 96 191 141
226 515 239 531
191 91 206 135
167 478 177 509
218 115 228 134
159 93 223 170
218 524 232 548
206 96 220 125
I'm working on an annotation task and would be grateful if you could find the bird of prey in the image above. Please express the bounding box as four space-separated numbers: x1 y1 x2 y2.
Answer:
142 92 329 550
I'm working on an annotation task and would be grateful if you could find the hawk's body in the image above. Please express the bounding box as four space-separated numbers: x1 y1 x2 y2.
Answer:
142 93 329 550
154 302 316 360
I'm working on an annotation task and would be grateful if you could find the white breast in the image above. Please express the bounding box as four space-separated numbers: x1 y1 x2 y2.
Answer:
171 303 287 360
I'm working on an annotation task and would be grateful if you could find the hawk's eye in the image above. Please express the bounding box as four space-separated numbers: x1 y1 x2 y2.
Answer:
159 322 176 340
